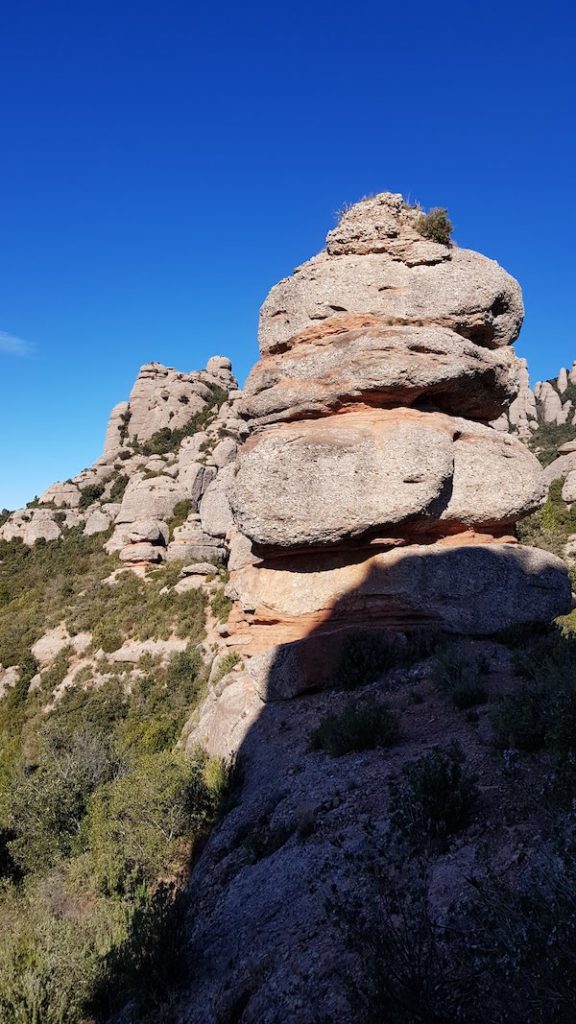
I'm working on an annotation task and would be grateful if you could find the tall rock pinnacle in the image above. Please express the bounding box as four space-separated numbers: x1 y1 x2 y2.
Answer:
226 193 571 693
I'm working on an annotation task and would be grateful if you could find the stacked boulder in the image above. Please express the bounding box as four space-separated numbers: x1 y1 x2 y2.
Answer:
227 193 571 691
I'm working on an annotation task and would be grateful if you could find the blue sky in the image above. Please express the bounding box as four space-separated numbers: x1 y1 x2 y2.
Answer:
1 0 575 509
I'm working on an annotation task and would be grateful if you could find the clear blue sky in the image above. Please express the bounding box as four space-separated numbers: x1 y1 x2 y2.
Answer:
1 0 575 509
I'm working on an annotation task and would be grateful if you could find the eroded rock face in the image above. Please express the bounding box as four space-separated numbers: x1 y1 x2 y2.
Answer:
1 356 240 561
233 409 545 549
228 192 571 659
259 196 523 355
240 324 520 426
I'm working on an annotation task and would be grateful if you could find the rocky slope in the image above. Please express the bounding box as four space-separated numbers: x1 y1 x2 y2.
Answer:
2 194 576 1024
168 196 574 1023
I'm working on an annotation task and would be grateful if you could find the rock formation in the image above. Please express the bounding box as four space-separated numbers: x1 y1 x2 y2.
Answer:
224 193 570 691
493 358 576 440
0 357 242 568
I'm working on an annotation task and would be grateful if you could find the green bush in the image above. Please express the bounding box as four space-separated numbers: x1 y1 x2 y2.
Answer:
109 473 129 502
310 701 400 756
416 207 452 245
389 741 477 847
85 750 217 895
167 498 194 539
211 650 241 686
210 586 232 623
140 384 228 456
79 483 105 509
518 477 576 556
7 729 117 873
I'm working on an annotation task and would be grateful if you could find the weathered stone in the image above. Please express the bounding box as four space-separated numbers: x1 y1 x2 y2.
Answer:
180 562 219 576
125 518 169 544
179 463 216 504
441 418 545 527
166 517 227 563
492 356 538 439
209 437 238 468
233 409 454 548
259 195 523 355
119 542 165 563
116 475 188 524
185 670 262 760
562 471 576 503
102 400 129 455
83 510 112 535
0 665 19 699
534 381 564 424
107 638 187 663
241 325 520 426
0 509 61 545
233 409 543 549
231 543 571 659
199 464 235 539
32 626 91 667
38 481 82 508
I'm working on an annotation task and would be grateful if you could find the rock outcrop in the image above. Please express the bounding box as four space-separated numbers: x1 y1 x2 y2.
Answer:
225 193 570 677
0 357 242 565
494 358 576 441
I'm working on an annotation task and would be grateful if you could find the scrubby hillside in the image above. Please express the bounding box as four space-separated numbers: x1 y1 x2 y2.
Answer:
0 356 244 1022
2 196 576 1024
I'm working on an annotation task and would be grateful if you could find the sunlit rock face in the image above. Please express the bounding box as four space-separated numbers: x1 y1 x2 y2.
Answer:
227 193 571 667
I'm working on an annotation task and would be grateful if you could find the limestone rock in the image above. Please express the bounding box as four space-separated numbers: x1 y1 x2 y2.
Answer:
209 437 238 468
178 463 216 504
107 638 188 664
180 562 219 576
492 356 538 439
167 517 227 563
125 518 169 544
0 665 19 699
103 401 129 455
185 669 262 760
562 471 576 503
441 418 545 527
32 626 91 667
325 193 451 262
226 191 567 659
543 452 576 486
534 381 564 425
233 409 454 548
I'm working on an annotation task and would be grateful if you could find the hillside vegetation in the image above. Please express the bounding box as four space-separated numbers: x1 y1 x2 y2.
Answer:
0 530 230 1023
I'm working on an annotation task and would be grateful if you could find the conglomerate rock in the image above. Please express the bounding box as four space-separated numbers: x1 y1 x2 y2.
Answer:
259 196 524 355
227 192 571 666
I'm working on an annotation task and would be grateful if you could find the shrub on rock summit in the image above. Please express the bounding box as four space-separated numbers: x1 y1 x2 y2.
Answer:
416 206 453 245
